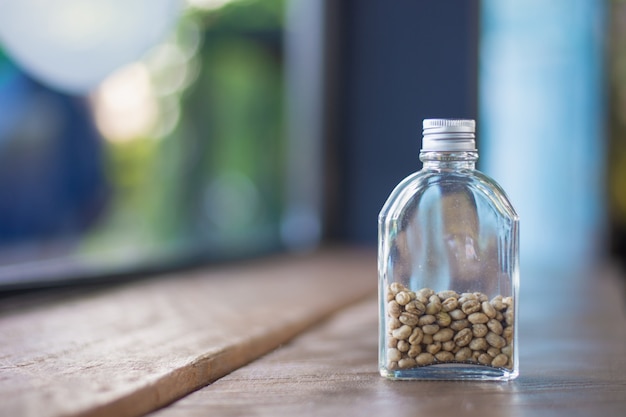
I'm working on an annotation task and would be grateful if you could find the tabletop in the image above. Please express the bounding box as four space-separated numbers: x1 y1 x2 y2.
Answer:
150 262 626 417
1 248 625 417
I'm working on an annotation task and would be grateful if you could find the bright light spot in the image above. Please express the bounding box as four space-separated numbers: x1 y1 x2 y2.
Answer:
174 17 202 61
186 0 238 11
0 0 180 93
153 97 181 139
144 42 189 96
46 1 118 51
91 63 158 143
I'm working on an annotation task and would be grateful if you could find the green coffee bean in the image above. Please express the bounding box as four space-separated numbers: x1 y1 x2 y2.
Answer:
472 323 488 338
453 328 473 347
385 285 515 371
415 352 435 366
442 297 459 312
468 312 489 324
450 319 470 331
395 291 412 306
435 311 452 327
433 328 454 342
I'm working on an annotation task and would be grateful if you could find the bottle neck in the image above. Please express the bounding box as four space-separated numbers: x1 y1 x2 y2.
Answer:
419 151 478 170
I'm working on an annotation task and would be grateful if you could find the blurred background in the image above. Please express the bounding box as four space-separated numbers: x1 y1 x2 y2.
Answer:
0 0 621 289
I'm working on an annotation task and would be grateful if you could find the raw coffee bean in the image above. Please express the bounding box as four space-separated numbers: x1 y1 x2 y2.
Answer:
426 342 442 355
459 293 478 303
442 297 459 312
449 309 466 320
422 324 440 335
405 300 426 315
392 325 412 340
387 337 398 348
408 344 422 358
492 353 509 367
435 351 455 362
505 308 514 326
409 327 424 345
426 295 442 315
450 319 470 331
490 295 505 311
455 347 472 361
501 345 513 358
397 340 410 353
417 288 435 299
487 319 503 335
469 337 488 351
468 312 489 324
422 334 433 345
472 323 488 338
415 292 429 304
389 282 405 295
503 326 514 344
486 332 506 349
437 290 459 301
487 347 501 358
387 301 402 318
436 311 452 327
418 315 436 326
461 299 481 315
387 348 401 362
433 328 454 342
453 328 473 347
387 317 401 331
442 340 456 352
395 291 412 306
399 311 420 326
415 352 435 366
482 301 497 318
478 353 493 365
398 358 417 369
474 292 489 302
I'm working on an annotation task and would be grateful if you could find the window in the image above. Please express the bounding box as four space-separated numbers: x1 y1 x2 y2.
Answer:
0 0 320 288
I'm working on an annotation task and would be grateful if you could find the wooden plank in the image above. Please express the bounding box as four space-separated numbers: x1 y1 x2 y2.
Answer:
0 248 377 417
150 265 626 417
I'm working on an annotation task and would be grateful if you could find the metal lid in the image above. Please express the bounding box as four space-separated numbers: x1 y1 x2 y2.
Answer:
422 119 476 151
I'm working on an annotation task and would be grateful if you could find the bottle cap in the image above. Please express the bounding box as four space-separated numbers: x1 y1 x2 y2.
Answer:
422 119 476 151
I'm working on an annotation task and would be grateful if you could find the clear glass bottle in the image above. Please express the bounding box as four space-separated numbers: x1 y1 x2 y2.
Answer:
378 119 519 381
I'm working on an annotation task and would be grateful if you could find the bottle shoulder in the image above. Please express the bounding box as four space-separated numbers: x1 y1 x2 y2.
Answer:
379 168 518 222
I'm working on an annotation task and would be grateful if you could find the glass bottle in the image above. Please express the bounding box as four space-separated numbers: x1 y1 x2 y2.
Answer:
378 119 519 381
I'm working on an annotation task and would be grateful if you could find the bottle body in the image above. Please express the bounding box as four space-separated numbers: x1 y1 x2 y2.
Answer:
378 151 519 381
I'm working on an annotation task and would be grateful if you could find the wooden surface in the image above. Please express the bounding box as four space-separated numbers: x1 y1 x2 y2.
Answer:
0 249 377 417
150 263 626 417
3 249 626 417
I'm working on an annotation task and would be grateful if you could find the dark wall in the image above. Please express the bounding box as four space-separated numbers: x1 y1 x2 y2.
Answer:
327 0 480 244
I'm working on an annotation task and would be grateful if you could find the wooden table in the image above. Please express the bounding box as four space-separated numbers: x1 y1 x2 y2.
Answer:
1 248 625 417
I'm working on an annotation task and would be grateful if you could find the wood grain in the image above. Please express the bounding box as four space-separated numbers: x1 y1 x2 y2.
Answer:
0 248 376 417
150 264 626 417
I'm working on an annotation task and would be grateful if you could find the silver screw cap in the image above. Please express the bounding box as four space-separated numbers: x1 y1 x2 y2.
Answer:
422 119 476 152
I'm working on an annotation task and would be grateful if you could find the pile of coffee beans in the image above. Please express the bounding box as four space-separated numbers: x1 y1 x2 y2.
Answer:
385 283 514 370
